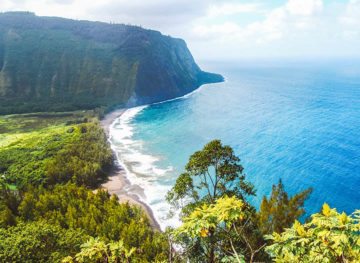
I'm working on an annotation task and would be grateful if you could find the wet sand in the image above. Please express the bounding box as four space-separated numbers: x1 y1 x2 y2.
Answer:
100 108 161 231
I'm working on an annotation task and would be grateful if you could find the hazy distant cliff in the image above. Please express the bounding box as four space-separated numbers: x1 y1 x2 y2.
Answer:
0 12 223 114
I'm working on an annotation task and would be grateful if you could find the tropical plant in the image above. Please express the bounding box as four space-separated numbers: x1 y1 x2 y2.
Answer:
62 237 136 263
174 196 252 263
266 203 360 262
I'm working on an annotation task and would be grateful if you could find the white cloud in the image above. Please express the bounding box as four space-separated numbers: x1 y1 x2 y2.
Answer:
188 0 331 56
191 0 323 44
0 0 359 59
1 0 100 19
338 0 360 42
85 0 211 30
189 0 359 59
49 0 75 5
207 3 262 17
285 0 323 16
340 0 360 26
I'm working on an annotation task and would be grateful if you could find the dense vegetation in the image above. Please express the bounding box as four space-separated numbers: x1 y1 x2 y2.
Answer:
0 222 88 262
0 110 354 262
62 238 138 263
166 140 313 262
0 111 170 262
0 183 169 262
0 111 112 189
0 12 223 114
266 204 360 262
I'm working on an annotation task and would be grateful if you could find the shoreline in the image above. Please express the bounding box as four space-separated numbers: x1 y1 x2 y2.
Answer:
98 84 217 231
100 108 161 231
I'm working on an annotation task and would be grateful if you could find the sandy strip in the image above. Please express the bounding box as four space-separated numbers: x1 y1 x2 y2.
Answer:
100 108 127 137
100 108 161 231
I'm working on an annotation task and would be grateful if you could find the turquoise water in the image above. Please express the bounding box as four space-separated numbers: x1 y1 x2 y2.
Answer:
110 59 360 229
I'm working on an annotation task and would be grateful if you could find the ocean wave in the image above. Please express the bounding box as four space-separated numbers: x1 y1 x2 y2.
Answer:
109 105 180 230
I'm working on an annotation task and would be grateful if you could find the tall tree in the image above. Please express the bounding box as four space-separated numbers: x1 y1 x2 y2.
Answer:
166 140 255 217
257 179 312 235
166 140 262 263
0 179 20 227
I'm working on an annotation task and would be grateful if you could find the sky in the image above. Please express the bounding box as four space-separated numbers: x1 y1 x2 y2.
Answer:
1 0 360 60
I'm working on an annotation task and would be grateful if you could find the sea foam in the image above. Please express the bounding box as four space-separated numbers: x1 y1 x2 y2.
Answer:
109 105 180 230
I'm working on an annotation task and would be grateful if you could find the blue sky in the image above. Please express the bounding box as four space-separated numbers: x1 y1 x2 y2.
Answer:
1 0 360 60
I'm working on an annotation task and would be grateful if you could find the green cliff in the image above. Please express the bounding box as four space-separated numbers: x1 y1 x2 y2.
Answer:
0 12 223 114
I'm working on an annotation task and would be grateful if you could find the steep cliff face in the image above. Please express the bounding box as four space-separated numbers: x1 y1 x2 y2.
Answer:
0 12 223 114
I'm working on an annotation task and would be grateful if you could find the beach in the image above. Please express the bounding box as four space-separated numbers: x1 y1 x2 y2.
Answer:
100 108 161 231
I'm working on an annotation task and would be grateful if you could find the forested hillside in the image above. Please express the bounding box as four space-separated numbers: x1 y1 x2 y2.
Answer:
0 12 223 114
0 111 169 262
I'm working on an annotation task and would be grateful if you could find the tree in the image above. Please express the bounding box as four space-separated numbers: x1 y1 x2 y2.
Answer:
17 183 169 262
166 140 255 217
0 222 88 262
257 179 312 235
166 140 260 263
173 196 264 263
266 204 360 262
46 121 113 188
0 179 20 227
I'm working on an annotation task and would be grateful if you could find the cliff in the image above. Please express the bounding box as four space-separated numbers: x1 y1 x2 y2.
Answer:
0 12 223 114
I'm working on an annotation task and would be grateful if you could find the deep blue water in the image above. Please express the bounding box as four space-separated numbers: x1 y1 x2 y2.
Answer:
110 59 360 228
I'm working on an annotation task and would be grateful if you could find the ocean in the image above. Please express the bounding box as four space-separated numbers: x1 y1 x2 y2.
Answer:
109 59 360 230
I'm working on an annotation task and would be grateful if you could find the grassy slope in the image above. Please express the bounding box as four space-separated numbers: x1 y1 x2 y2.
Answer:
0 111 92 150
0 111 112 189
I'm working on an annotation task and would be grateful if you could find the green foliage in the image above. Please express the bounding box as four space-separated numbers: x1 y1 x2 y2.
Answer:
46 121 113 187
174 196 246 239
0 178 20 227
0 111 97 135
17 184 168 262
0 14 135 114
166 140 255 217
166 140 265 263
257 179 312 235
173 196 248 263
266 203 360 262
0 111 168 262
62 237 136 263
0 115 112 188
0 205 17 227
0 126 78 187
0 221 89 263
